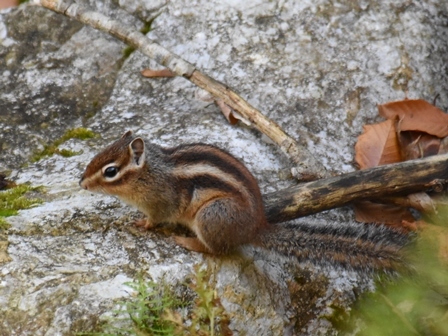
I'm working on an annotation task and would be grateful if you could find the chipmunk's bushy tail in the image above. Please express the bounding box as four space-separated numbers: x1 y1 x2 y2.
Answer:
259 222 410 273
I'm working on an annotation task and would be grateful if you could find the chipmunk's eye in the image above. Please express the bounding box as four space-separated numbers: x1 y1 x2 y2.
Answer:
104 166 119 178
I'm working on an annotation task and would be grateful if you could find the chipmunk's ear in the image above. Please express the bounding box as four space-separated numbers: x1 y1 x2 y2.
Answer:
129 137 145 167
121 130 134 139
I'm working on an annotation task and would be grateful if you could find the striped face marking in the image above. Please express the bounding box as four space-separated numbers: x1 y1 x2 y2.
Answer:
79 132 146 194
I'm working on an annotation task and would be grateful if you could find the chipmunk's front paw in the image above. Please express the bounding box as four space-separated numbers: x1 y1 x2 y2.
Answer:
134 218 155 230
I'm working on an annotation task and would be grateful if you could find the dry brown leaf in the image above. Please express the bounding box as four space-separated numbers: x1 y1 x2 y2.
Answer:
406 192 436 213
401 219 427 232
354 201 415 229
215 99 251 126
355 119 401 169
0 0 18 9
398 131 441 160
381 193 436 214
141 68 176 78
378 99 448 138
438 136 448 154
216 99 238 125
355 99 448 251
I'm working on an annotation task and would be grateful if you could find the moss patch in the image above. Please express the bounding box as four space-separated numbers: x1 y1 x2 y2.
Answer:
31 127 97 162
140 20 154 35
122 46 136 59
0 184 44 230
0 218 11 230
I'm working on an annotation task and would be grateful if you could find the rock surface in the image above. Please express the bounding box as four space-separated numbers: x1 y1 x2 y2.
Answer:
1 0 447 335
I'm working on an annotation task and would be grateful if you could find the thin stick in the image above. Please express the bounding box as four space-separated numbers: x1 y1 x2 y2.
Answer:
264 153 448 223
33 0 328 180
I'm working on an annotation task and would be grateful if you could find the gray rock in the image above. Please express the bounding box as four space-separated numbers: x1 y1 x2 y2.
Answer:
1 0 447 335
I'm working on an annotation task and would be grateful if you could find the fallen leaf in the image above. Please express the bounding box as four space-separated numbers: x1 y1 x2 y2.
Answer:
406 192 436 213
401 219 425 232
0 0 18 10
398 131 441 160
355 98 448 260
354 201 415 229
215 99 251 126
355 119 401 169
379 99 448 138
379 193 436 214
438 136 448 154
141 68 176 78
216 99 238 125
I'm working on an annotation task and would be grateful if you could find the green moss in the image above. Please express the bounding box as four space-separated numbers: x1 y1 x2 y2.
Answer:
84 111 97 120
141 13 161 35
32 127 97 162
0 209 17 217
140 21 153 35
59 128 96 142
123 46 136 59
59 149 80 157
0 184 43 225
0 217 11 230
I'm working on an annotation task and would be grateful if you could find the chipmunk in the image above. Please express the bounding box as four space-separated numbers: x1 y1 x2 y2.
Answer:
80 130 408 272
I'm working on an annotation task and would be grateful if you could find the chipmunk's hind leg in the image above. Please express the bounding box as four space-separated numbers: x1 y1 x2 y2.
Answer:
174 236 212 254
191 198 256 255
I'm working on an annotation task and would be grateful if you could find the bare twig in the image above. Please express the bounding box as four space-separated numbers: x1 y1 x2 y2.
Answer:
189 72 328 179
33 0 328 180
264 153 448 223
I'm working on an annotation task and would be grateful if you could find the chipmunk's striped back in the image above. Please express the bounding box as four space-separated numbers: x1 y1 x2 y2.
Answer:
159 144 269 250
163 144 264 215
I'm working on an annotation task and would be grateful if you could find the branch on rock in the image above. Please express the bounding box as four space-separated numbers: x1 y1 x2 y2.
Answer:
33 0 328 180
264 154 448 223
